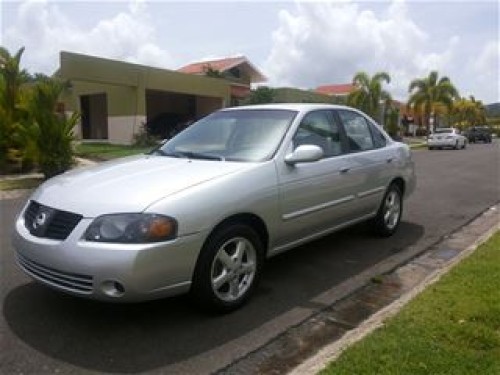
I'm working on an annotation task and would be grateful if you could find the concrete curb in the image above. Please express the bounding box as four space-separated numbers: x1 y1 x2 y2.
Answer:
289 206 499 375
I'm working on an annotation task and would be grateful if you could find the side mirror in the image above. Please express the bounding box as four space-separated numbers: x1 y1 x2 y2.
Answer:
285 145 324 165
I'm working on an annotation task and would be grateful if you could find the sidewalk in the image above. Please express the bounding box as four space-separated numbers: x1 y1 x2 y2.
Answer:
220 204 500 374
291 205 499 374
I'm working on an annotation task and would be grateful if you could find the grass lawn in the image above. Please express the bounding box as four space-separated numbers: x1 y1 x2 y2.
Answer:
409 143 427 150
321 231 500 375
0 177 43 191
74 143 153 161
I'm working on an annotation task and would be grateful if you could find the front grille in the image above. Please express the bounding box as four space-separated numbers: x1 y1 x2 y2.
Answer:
17 253 93 294
24 201 82 240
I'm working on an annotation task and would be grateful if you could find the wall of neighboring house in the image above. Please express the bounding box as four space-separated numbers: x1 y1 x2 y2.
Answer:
58 51 231 144
61 80 143 144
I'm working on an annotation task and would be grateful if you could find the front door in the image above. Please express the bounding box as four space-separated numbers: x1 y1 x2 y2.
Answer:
275 110 358 249
80 93 108 140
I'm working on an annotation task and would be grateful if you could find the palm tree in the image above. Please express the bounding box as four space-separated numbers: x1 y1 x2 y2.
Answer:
468 96 487 126
451 96 487 129
0 46 31 170
347 71 392 121
408 71 459 133
0 46 28 115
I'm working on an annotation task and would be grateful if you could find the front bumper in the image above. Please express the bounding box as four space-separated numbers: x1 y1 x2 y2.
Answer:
12 212 207 302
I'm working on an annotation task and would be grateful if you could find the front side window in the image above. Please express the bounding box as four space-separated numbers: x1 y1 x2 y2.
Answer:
157 109 297 162
337 110 375 152
293 110 342 157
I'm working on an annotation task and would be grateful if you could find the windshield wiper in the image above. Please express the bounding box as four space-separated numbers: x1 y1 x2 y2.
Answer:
150 148 167 156
151 149 224 161
179 151 225 161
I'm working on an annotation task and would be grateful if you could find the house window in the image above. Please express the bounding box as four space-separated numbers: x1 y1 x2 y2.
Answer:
229 67 241 79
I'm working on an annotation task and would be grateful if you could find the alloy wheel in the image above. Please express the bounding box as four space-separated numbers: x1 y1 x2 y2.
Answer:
210 237 257 302
383 190 401 230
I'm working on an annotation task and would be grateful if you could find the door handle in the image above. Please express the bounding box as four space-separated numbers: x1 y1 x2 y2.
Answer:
340 167 350 174
386 158 393 164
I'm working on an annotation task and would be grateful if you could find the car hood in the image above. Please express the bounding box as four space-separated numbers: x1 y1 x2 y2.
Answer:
31 155 250 217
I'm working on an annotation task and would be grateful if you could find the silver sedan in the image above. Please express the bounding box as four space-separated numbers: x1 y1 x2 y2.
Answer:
12 104 416 312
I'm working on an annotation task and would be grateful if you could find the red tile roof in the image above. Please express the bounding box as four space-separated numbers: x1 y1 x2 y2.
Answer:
315 83 355 96
178 56 266 83
178 57 246 75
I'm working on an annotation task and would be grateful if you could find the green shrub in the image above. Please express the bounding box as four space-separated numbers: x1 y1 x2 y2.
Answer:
26 79 79 178
133 123 159 147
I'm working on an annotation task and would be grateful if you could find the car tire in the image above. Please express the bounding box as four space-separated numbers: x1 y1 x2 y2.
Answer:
372 183 403 237
191 224 263 313
428 146 434 150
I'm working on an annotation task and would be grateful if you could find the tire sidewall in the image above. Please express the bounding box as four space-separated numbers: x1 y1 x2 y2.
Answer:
374 184 403 237
191 224 264 313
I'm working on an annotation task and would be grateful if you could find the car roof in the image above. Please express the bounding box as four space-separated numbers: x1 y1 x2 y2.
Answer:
220 103 351 113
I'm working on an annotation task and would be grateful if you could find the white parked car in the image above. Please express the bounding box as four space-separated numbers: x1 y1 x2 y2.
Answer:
12 104 416 312
427 128 467 150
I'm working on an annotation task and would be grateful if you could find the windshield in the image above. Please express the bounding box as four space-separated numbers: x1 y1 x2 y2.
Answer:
155 109 297 162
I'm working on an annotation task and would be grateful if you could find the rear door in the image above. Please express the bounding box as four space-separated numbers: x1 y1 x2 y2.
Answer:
334 109 396 216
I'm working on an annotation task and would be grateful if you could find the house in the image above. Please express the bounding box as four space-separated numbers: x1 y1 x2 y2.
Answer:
178 56 266 106
56 51 232 144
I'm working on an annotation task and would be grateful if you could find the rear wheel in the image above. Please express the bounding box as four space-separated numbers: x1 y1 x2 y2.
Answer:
191 224 263 313
372 184 403 237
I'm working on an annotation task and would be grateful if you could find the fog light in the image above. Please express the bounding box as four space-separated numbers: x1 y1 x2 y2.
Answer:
101 280 125 297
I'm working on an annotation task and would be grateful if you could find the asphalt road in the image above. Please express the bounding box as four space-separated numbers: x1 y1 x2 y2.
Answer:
1 142 499 374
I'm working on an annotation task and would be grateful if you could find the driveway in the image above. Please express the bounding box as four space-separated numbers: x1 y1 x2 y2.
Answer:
1 142 498 374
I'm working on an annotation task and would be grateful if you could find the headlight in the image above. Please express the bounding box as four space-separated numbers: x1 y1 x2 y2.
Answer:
84 213 177 243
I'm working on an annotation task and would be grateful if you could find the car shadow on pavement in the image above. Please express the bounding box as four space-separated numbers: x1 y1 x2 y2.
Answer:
3 221 424 373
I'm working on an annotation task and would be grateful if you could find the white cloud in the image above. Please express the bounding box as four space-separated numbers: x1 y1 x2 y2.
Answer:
264 1 461 100
470 40 500 102
4 0 174 74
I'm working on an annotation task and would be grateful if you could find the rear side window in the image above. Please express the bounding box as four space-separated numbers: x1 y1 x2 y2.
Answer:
370 123 387 148
337 110 375 152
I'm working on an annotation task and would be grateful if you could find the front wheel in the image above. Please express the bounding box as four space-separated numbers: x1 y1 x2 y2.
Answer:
191 224 263 313
372 184 403 237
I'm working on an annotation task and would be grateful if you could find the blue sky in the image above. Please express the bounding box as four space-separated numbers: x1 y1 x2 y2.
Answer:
1 0 499 103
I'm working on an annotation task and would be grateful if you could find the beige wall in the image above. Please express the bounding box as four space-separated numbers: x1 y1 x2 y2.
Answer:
196 96 224 117
58 51 232 144
108 115 147 144
63 81 140 116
